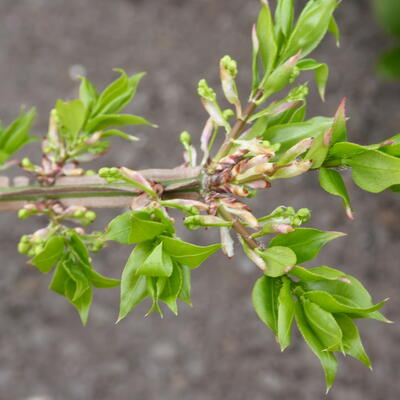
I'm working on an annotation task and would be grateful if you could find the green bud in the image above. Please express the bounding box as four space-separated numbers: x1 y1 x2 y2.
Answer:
220 55 238 78
85 211 97 222
18 209 30 220
222 109 235 120
21 235 31 243
73 209 85 218
198 79 216 102
298 208 311 221
18 242 30 255
180 131 191 145
21 157 33 169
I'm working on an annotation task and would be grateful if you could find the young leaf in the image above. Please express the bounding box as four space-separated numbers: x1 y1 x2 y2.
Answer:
160 236 221 269
252 275 282 335
30 236 65 273
0 108 36 164
263 117 333 153
297 59 329 101
91 70 145 117
294 301 338 392
275 0 294 38
302 297 343 351
86 114 153 133
118 242 153 322
303 290 387 315
256 0 278 77
281 0 338 61
328 16 340 46
158 263 183 315
348 149 400 193
290 265 346 282
178 265 192 306
101 129 139 142
79 77 98 109
277 277 295 351
257 246 297 277
304 277 389 321
136 242 173 277
319 168 354 219
82 265 120 289
56 99 86 141
334 314 372 369
105 211 167 244
269 228 345 264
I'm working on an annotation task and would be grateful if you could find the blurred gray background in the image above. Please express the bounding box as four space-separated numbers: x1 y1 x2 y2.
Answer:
0 0 399 399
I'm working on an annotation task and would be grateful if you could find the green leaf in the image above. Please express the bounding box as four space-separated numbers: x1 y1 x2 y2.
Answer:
328 142 367 160
136 242 173 277
146 276 163 316
304 276 389 322
67 263 91 302
282 0 338 61
331 98 347 144
92 70 146 117
297 59 329 101
373 0 400 39
101 129 139 142
79 77 98 109
105 211 167 244
256 0 278 77
294 301 337 392
69 233 91 265
71 286 93 325
49 260 93 325
157 263 183 314
277 277 295 351
269 228 345 264
86 114 153 133
252 276 282 335
0 108 36 163
49 260 70 296
56 99 86 141
257 246 297 277
30 236 65 273
319 168 354 219
178 265 192 306
275 0 294 38
304 128 331 169
377 47 400 80
118 242 153 321
290 265 346 282
328 16 340 46
348 149 400 193
302 297 342 351
160 236 221 269
334 314 372 368
82 265 120 288
263 117 333 154
303 290 387 315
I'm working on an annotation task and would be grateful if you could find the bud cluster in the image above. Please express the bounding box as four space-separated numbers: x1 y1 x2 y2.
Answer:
254 206 311 237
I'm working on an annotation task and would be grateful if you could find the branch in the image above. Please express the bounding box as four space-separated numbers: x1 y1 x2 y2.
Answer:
0 167 202 210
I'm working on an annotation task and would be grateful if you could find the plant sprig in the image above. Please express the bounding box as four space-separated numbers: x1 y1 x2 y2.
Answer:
0 0 399 392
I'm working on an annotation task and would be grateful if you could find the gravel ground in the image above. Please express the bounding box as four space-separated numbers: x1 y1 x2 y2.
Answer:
0 0 400 399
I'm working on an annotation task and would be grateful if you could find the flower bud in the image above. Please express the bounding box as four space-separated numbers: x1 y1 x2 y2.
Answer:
270 159 312 180
180 131 191 145
18 209 30 220
220 55 241 114
220 227 234 258
277 137 314 166
184 215 232 230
